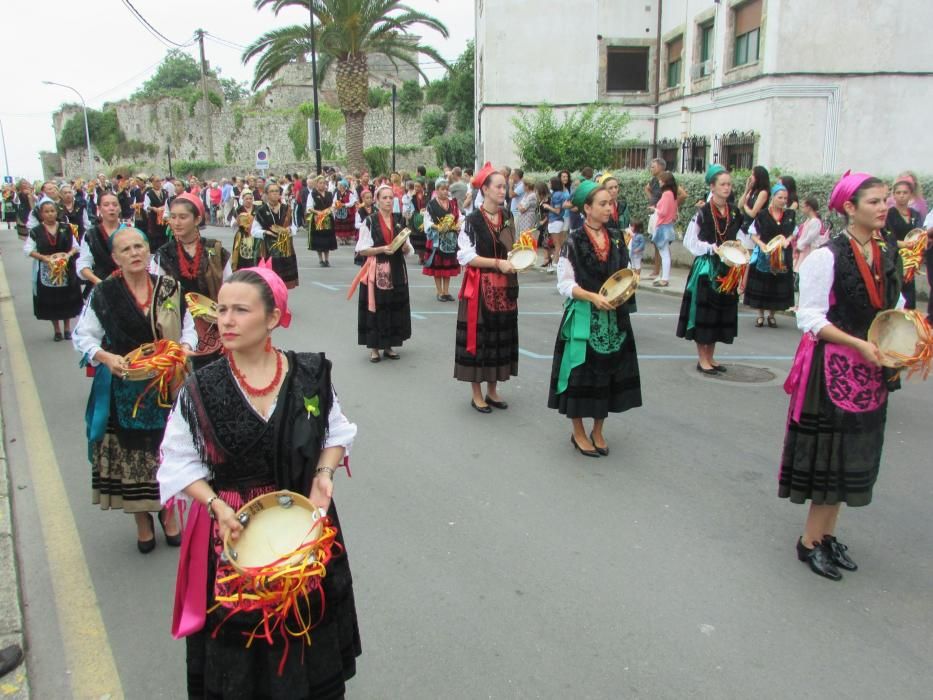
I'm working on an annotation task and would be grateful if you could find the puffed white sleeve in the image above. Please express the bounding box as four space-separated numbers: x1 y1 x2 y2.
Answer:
354 211 365 231
83 209 91 230
355 221 375 252
795 247 835 335
324 388 357 456
423 207 436 232
144 194 152 211
26 210 39 229
72 292 106 364
22 236 36 255
683 214 714 257
180 309 198 349
149 251 166 276
250 214 265 237
158 390 210 504
76 238 94 279
456 221 477 265
223 258 233 281
556 255 578 299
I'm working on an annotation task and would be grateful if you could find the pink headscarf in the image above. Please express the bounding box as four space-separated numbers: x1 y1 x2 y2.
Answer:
240 259 292 328
173 191 205 219
828 170 874 215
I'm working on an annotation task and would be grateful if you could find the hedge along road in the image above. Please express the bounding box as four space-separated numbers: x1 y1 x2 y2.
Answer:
0 229 931 698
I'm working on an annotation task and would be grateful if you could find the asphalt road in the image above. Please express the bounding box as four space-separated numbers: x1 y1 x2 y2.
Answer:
1 225 931 699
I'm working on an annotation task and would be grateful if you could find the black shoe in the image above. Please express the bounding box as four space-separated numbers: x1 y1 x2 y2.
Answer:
571 435 600 458
696 362 718 376
0 644 23 677
767 316 777 328
369 353 381 363
383 350 400 360
319 260 326 267
63 331 72 341
796 538 842 581
159 509 182 547
822 535 858 571
712 364 727 373
471 399 492 414
324 260 331 267
485 395 508 410
437 295 445 302
589 432 609 456
137 514 156 554
443 294 455 302
53 332 63 342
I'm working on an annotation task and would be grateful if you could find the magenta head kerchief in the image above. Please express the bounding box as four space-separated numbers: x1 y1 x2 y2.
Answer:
241 259 292 328
828 170 875 214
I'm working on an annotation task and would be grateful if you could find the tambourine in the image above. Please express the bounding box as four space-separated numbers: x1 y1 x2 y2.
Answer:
598 268 639 307
223 491 327 574
388 227 412 253
763 235 788 253
507 247 536 271
867 309 933 377
717 240 750 267
185 292 218 324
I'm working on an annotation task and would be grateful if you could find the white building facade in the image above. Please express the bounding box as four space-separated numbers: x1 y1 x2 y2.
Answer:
475 0 933 174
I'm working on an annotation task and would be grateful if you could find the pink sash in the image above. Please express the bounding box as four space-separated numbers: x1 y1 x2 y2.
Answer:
784 333 817 424
171 500 209 639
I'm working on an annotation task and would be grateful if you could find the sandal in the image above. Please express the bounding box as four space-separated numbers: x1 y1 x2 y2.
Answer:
767 316 777 328
755 317 764 328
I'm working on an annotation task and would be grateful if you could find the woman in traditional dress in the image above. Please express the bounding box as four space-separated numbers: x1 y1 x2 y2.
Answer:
14 179 34 239
59 184 90 242
547 181 642 456
780 172 901 581
158 267 361 698
408 181 428 263
455 163 519 413
744 183 796 327
676 165 744 373
884 177 924 310
252 183 298 289
24 200 83 340
231 209 263 271
2 184 17 229
332 179 358 246
307 176 336 266
597 174 628 231
353 184 414 362
143 175 170 252
423 177 462 302
73 226 195 551
77 191 122 288
353 189 375 268
153 194 231 369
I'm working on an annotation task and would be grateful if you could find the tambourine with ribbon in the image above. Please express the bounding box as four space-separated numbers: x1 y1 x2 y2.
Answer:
764 235 789 274
507 229 538 272
715 241 750 293
867 309 933 380
122 339 189 416
900 229 928 284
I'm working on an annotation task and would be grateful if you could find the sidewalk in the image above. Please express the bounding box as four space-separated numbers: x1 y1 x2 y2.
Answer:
0 407 29 698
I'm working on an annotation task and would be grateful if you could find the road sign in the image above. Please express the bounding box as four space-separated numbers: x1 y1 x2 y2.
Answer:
2 176 12 184
255 149 270 171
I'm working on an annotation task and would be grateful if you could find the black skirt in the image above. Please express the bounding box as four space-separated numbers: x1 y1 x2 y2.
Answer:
744 250 794 310
186 501 361 700
33 267 83 321
778 343 887 507
454 272 519 383
357 280 411 349
547 305 642 419
310 226 337 252
676 256 739 344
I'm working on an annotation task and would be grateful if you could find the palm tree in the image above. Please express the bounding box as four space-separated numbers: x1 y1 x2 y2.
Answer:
243 0 449 173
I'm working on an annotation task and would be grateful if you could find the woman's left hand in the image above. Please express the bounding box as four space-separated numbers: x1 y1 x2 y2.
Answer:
309 473 333 512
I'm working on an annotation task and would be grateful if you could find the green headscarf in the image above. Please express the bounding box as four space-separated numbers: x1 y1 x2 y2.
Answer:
704 164 726 186
570 179 600 209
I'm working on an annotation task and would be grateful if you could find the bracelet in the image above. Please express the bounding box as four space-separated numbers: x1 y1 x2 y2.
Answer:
206 495 222 519
314 466 335 480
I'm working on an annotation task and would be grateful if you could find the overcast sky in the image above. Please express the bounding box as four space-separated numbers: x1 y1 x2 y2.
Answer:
1 0 474 181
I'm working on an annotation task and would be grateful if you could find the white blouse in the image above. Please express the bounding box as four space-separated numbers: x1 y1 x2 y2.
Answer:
157 383 357 504
456 227 477 266
796 218 823 252
354 219 414 255
71 285 198 364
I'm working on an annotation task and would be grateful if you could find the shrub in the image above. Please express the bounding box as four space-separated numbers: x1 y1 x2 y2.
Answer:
363 146 391 177
288 118 307 159
173 160 223 178
398 80 423 117
512 104 631 172
421 109 448 141
424 78 449 105
432 131 475 168
368 87 391 109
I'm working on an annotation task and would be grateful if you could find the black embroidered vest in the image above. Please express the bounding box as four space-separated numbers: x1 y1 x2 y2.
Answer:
826 234 900 339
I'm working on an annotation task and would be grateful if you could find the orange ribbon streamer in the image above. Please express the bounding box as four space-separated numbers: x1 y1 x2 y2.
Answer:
715 264 745 294
900 237 926 284
513 230 538 252
886 311 933 381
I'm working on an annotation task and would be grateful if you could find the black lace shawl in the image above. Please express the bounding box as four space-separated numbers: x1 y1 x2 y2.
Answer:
88 274 181 355
177 352 333 496
253 202 290 238
85 225 118 280
426 196 459 226
694 202 743 244
826 233 900 340
29 223 73 255
563 226 630 293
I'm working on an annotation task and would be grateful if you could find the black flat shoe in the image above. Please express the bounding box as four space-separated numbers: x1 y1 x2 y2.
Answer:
471 399 492 414
137 514 156 554
159 509 182 547
383 350 400 360
442 294 455 302
485 395 508 410
437 295 445 302
796 538 842 581
589 432 609 456
0 644 23 677
571 435 600 458
767 316 777 328
755 317 764 328
712 364 727 373
53 332 63 342
63 331 72 340
696 362 718 376
822 535 857 571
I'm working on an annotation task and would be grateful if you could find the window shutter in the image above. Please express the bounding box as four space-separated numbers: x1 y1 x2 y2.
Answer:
668 36 683 62
734 0 762 36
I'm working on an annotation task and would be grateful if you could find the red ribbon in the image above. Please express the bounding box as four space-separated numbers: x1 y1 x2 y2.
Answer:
459 266 481 355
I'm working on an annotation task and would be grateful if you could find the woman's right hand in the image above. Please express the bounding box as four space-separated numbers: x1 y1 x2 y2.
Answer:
497 259 515 274
858 340 884 367
102 352 128 376
590 292 616 311
212 500 244 543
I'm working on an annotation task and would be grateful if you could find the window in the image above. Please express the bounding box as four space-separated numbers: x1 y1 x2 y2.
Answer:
720 131 757 170
607 48 650 92
666 37 683 88
733 0 762 66
684 137 708 173
613 146 649 169
699 22 714 77
661 147 679 172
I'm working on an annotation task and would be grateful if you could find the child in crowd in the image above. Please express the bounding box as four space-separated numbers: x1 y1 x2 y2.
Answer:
401 181 416 222
628 218 645 273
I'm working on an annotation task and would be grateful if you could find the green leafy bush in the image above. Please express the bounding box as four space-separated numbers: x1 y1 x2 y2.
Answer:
432 131 475 168
288 118 308 159
368 87 391 109
224 141 234 164
363 146 391 176
398 80 423 118
425 78 448 105
421 109 448 141
512 105 631 172
443 41 474 131
173 160 223 178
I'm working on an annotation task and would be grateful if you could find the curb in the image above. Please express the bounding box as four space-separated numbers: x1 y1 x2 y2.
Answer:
0 405 30 698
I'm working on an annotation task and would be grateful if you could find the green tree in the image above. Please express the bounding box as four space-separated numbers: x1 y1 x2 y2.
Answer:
219 77 249 102
511 105 631 172
398 80 423 117
424 77 448 105
243 0 449 172
58 108 126 163
133 50 202 99
421 109 448 140
368 86 391 109
444 41 474 131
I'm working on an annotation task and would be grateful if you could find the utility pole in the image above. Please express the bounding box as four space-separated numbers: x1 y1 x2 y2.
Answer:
0 118 10 182
391 84 397 172
195 29 216 163
308 2 323 175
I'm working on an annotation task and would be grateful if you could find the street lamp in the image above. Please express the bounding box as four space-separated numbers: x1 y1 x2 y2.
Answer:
42 80 93 177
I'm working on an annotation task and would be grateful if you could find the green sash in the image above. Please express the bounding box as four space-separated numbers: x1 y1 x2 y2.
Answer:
685 255 718 332
556 298 591 395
